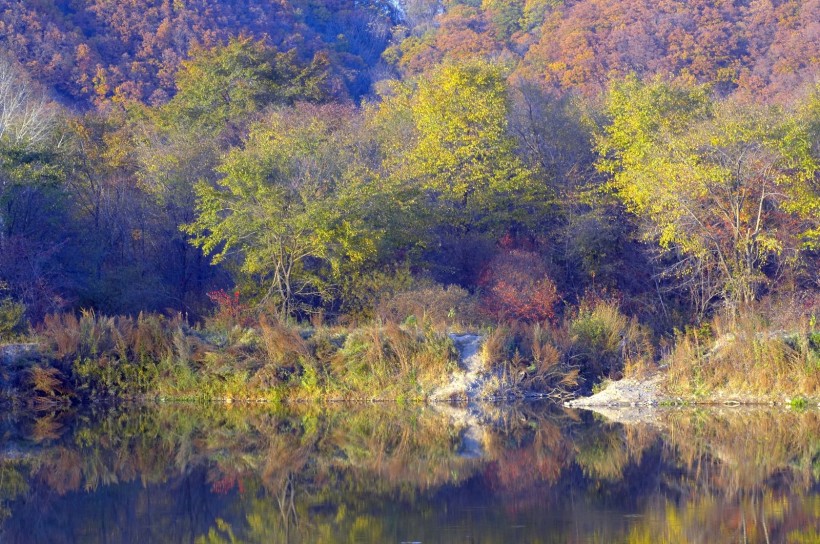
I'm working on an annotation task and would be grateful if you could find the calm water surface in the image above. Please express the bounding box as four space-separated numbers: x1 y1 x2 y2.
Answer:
0 403 817 543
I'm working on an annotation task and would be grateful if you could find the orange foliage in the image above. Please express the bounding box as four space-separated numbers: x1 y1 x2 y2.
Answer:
479 248 559 323
393 0 819 102
0 0 396 105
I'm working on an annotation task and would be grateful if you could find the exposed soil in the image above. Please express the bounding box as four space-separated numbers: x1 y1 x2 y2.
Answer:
429 333 493 402
565 374 664 408
564 372 820 424
428 333 499 459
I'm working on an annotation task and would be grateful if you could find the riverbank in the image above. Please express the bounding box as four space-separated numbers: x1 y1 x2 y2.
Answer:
566 371 820 409
0 311 581 406
2 301 817 406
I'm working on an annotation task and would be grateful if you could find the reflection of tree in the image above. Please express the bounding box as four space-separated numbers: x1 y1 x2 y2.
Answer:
0 462 29 524
0 404 817 543
483 406 575 495
624 492 820 544
572 421 659 483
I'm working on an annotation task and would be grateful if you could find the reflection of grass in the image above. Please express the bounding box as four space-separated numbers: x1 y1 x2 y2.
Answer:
790 397 809 410
661 409 820 496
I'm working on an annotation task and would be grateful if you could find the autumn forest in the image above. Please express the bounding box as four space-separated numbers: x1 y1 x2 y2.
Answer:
0 0 819 403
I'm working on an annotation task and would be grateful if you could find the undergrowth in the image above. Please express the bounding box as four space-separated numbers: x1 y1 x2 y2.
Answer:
664 308 820 399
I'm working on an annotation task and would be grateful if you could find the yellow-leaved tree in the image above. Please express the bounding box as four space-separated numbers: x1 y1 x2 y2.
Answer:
184 104 380 318
597 76 819 313
374 59 551 238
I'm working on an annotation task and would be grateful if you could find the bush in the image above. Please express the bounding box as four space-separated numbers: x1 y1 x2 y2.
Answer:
568 297 654 384
0 298 27 341
205 289 250 331
478 250 559 323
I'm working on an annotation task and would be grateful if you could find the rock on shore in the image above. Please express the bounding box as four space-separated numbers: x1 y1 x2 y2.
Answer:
565 374 663 408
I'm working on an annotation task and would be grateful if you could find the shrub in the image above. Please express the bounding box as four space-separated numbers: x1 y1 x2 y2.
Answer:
336 263 415 324
206 289 250 331
0 298 27 341
478 250 559 323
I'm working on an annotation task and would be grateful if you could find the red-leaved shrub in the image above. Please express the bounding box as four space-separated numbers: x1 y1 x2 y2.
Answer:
479 250 559 322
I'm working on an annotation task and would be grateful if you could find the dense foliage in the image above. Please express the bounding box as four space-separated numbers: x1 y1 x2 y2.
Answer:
0 0 818 397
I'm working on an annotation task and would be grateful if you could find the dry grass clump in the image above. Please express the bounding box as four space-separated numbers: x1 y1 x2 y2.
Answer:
243 317 457 400
331 321 456 398
257 315 311 367
38 310 176 363
34 310 180 398
567 299 655 382
480 298 654 396
665 305 820 399
376 284 481 330
481 322 579 398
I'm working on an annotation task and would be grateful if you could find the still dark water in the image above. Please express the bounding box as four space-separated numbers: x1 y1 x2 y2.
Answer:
0 402 818 543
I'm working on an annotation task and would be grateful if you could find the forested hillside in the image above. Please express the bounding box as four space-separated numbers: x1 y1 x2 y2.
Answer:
0 0 397 104
1 0 818 401
392 0 819 101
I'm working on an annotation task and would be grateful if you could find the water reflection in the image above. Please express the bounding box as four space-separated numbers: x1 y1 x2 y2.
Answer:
0 403 818 543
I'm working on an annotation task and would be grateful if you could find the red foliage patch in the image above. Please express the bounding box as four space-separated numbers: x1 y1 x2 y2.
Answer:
478 250 559 323
207 289 248 327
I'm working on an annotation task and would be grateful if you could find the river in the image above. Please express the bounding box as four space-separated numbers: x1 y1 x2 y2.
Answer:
0 402 817 543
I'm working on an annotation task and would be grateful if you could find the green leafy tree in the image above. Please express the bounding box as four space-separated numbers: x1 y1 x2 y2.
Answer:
376 60 549 237
184 105 379 318
482 0 524 39
597 76 819 312
164 37 330 135
790 84 820 248
0 58 69 317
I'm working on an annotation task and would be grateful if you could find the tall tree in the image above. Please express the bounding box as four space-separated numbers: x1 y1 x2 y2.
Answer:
597 76 819 312
184 104 380 318
165 37 330 136
0 58 68 317
376 60 549 235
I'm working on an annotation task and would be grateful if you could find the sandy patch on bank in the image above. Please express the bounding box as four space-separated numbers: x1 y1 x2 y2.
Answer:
564 374 664 408
429 333 494 402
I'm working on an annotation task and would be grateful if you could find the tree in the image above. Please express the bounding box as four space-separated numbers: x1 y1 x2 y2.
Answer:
370 60 555 285
184 104 379 318
791 84 820 249
597 76 819 312
0 58 69 318
377 60 549 235
0 58 57 147
165 37 330 135
482 0 524 40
